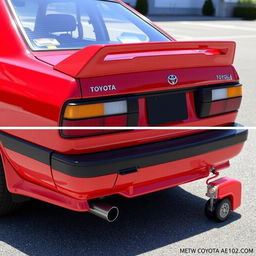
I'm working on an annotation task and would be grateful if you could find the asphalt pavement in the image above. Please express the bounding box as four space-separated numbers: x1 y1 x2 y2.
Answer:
0 17 256 256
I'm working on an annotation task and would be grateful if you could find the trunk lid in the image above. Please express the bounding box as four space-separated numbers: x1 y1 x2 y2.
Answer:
35 41 241 128
35 41 239 98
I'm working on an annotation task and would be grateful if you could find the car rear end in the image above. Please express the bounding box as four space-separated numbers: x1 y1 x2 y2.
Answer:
0 0 248 217
36 39 246 201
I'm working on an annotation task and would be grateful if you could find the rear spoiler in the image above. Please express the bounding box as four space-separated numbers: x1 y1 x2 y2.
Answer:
54 41 236 79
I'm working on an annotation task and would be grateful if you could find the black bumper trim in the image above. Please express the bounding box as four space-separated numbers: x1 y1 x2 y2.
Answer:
0 126 248 179
0 132 52 165
51 126 247 178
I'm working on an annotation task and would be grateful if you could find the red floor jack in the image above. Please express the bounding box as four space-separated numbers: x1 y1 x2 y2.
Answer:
205 166 242 222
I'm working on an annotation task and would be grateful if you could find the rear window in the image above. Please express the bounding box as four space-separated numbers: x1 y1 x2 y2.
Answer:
8 0 170 51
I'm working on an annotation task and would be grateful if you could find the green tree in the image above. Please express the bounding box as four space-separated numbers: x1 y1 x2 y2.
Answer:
202 0 215 16
135 0 148 15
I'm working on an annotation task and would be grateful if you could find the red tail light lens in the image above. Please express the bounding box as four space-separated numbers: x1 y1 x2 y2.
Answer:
196 83 242 118
61 98 138 138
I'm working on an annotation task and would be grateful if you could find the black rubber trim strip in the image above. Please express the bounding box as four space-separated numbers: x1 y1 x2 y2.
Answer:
0 126 248 179
127 98 139 126
51 125 248 178
0 132 52 165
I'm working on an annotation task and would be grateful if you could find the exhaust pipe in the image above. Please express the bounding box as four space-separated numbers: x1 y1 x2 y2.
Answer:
89 201 119 222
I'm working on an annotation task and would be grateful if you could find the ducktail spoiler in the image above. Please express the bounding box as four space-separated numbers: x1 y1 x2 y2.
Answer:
54 41 236 79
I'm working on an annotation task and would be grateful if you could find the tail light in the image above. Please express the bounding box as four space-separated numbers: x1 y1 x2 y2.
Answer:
61 98 138 138
196 83 242 118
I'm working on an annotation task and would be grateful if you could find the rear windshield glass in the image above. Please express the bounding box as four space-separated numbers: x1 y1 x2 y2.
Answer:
9 0 170 51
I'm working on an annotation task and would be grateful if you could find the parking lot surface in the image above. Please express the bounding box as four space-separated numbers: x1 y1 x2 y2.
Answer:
0 18 256 256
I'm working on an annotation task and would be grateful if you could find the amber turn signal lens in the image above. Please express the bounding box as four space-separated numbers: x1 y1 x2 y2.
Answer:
64 100 128 119
227 86 242 98
64 103 104 119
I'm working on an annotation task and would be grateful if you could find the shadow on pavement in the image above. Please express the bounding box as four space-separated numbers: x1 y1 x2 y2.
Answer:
0 187 240 256
148 15 242 22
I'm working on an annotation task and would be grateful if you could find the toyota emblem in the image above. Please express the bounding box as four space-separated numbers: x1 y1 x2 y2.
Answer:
168 75 178 85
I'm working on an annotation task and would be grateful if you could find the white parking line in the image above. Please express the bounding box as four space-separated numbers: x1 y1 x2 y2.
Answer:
174 34 256 40
180 22 256 32
171 34 194 40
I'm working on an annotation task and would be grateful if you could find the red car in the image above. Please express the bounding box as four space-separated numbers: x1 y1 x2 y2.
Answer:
0 0 247 222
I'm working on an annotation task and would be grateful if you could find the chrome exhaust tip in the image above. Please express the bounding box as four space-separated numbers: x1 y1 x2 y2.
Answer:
89 202 119 222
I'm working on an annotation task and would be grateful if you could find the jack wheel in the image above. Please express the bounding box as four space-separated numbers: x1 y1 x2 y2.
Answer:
205 198 232 222
205 199 217 219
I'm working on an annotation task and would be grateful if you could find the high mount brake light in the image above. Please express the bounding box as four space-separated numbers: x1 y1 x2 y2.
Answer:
61 98 139 138
196 84 242 118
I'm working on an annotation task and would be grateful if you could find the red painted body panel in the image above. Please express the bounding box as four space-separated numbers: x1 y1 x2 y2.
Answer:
1 149 90 212
2 115 237 154
210 177 242 210
80 66 238 99
0 0 246 215
2 147 54 189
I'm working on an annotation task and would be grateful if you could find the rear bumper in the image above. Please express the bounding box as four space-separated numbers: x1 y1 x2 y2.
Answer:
0 125 248 207
52 127 248 178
